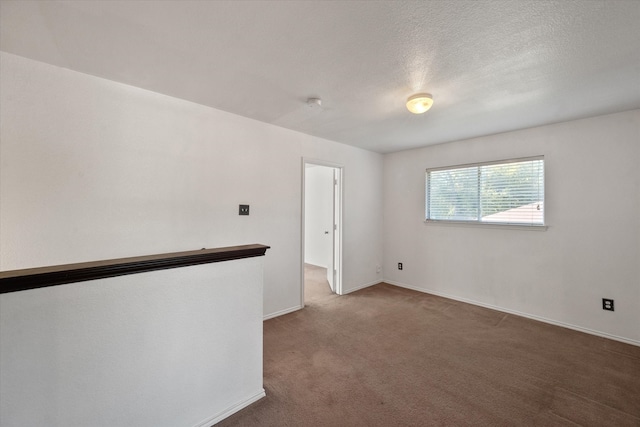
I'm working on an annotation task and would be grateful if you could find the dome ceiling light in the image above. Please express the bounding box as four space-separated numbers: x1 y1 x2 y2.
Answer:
406 93 433 114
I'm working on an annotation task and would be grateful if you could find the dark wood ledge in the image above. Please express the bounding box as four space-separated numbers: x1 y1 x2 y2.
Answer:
0 244 270 294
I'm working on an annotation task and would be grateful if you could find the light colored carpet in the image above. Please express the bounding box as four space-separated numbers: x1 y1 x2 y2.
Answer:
303 263 335 304
216 279 640 426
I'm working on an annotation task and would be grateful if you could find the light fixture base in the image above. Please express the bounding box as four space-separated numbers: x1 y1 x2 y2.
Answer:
307 98 322 108
406 93 433 114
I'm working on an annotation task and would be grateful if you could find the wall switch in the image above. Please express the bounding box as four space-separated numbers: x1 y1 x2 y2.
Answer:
398 262 403 270
602 298 614 311
239 204 250 215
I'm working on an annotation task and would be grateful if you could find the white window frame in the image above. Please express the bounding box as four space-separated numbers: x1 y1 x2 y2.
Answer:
425 156 546 230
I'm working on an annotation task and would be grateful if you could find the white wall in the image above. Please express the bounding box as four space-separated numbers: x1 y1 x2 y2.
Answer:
304 165 333 268
0 52 384 317
383 110 640 345
1 257 265 427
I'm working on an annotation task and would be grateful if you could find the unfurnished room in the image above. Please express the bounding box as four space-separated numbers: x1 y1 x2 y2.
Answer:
0 1 639 426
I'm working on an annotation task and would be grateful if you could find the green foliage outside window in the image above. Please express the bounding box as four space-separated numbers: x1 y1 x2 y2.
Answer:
426 158 544 225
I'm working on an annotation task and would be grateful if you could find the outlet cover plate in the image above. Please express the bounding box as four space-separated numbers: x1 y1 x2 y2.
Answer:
239 205 250 216
602 298 614 311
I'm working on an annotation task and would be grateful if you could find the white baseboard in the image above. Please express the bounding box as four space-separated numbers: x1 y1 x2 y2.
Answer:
385 280 640 348
341 280 383 295
263 280 383 318
263 281 382 321
192 389 266 427
263 304 303 321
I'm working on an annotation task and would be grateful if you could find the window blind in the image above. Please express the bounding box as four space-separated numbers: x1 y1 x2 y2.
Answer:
426 157 544 226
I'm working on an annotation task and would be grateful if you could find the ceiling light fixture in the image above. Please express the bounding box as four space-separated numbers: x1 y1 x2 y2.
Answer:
406 93 433 114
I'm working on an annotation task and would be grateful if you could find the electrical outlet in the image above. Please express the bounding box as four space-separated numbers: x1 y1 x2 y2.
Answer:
602 298 614 311
239 204 250 216
398 262 403 270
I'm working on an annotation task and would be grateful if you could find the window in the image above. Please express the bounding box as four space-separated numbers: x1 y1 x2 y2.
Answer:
426 156 544 226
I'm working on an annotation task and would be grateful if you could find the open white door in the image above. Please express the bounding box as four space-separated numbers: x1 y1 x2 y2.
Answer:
327 225 335 293
325 169 335 292
331 168 341 294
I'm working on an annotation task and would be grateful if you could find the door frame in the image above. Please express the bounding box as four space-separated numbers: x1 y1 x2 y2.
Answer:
301 158 344 306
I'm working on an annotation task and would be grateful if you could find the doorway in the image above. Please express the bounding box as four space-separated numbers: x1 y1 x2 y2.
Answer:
302 160 342 306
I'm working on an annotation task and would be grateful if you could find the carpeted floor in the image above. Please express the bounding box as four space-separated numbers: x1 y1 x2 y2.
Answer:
215 269 640 426
303 263 337 304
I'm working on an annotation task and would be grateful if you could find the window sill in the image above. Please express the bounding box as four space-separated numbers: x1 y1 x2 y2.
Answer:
424 220 548 231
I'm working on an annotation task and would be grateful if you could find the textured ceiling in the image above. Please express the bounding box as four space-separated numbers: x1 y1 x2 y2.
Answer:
1 0 639 153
